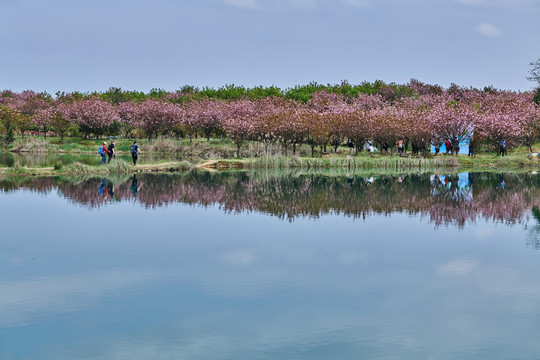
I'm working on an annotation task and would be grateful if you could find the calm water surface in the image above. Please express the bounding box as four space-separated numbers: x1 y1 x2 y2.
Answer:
1 171 540 359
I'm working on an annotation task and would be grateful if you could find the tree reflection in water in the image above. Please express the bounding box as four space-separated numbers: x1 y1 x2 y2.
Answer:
1 171 540 228
527 206 540 249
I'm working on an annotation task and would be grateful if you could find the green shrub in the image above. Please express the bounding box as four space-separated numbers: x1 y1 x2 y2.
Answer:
534 87 540 105
5 128 14 144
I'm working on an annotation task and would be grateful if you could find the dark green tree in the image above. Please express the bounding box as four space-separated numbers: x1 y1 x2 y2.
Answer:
533 87 540 105
527 58 540 86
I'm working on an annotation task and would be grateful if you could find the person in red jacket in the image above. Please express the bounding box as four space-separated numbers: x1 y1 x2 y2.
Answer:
99 142 110 165
444 140 451 154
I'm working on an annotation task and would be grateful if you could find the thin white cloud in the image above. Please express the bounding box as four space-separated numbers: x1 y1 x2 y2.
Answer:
437 258 479 276
343 0 369 7
220 0 369 10
456 0 540 6
0 269 172 328
220 249 254 267
476 23 503 37
222 0 259 9
456 0 489 5
286 0 317 8
475 224 496 238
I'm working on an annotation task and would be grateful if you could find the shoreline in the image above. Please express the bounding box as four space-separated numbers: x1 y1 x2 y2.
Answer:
0 153 539 177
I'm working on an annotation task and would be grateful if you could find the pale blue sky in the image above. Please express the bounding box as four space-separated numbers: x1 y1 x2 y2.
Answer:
1 0 539 93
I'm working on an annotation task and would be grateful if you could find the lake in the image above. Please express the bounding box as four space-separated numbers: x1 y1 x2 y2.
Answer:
1 170 540 359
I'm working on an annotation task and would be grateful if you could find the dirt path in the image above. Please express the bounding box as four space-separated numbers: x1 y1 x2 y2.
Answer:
0 162 190 177
195 160 245 169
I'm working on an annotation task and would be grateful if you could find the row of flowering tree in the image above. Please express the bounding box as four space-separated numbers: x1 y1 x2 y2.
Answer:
1 88 539 155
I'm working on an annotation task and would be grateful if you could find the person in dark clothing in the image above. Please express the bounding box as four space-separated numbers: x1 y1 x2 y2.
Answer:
468 142 474 157
130 174 142 196
107 141 115 163
499 140 507 156
347 139 354 153
107 180 115 198
130 141 142 166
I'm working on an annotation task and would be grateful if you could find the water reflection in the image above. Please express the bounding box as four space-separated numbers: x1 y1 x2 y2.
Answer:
527 206 540 249
3 170 540 359
1 170 539 227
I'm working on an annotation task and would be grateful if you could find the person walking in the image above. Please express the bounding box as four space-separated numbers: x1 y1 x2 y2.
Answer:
98 142 109 165
347 139 354 153
107 141 115 163
444 140 450 154
397 139 404 155
130 174 142 196
130 141 142 166
499 140 507 157
468 143 474 157
98 178 109 198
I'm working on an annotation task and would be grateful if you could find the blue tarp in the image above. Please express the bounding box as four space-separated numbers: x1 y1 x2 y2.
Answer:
431 141 469 155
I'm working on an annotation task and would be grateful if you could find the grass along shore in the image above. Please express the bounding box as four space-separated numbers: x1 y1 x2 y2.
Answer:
0 136 539 176
0 159 192 177
0 153 539 177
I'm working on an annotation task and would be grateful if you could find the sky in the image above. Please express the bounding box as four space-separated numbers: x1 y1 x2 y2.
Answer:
0 0 539 93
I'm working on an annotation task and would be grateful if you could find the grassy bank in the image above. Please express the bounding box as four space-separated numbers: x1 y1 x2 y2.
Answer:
199 152 540 171
4 136 239 158
1 136 539 177
0 155 538 178
244 154 461 169
0 159 192 177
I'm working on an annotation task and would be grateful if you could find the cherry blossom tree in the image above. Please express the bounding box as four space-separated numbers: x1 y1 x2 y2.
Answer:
130 100 183 139
428 95 478 154
475 92 531 152
193 98 224 141
35 101 72 139
117 102 140 138
370 107 402 153
301 109 328 156
64 98 117 139
222 99 257 157
397 97 433 155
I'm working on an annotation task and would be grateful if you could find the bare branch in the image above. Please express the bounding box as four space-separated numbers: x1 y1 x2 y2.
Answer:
527 58 540 85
